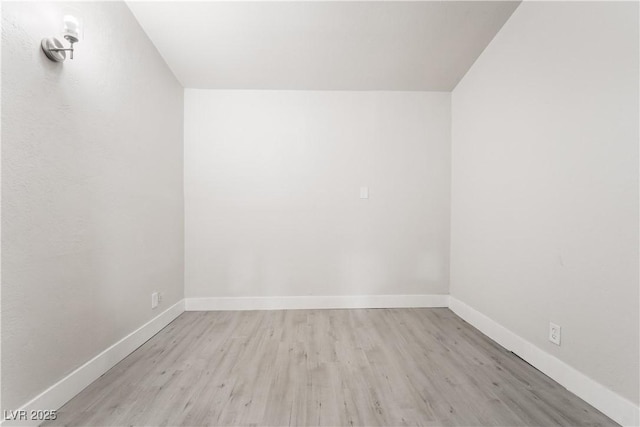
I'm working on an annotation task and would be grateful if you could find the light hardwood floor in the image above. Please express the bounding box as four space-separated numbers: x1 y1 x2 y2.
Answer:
48 308 616 426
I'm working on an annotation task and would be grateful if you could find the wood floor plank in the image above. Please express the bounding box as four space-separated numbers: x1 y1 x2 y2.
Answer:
47 308 618 427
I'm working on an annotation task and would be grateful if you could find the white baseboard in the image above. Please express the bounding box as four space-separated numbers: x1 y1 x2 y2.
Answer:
2 299 186 427
449 296 640 427
185 294 450 311
5 295 637 427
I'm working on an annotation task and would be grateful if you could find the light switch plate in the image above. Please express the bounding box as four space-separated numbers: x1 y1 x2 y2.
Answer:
360 186 369 199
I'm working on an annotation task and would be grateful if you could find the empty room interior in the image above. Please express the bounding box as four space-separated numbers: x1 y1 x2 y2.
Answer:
1 0 639 426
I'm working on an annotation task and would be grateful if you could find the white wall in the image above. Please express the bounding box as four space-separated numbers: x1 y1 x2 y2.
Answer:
1 1 184 412
185 90 450 299
451 1 639 406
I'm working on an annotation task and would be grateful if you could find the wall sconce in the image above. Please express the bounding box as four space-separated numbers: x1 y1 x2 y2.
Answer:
41 14 81 62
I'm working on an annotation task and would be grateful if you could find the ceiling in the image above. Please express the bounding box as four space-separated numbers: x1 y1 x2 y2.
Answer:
127 1 520 91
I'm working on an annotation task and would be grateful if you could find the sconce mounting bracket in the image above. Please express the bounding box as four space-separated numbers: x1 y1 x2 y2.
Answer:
41 37 66 62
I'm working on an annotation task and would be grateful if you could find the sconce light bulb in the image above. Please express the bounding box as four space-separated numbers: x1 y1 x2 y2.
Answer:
63 15 80 43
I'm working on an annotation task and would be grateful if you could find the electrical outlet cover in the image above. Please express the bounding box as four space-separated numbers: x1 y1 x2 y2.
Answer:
151 292 159 309
549 322 561 346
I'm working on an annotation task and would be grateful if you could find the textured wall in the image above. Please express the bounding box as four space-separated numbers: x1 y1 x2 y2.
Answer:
451 2 639 404
1 1 184 411
185 90 450 299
